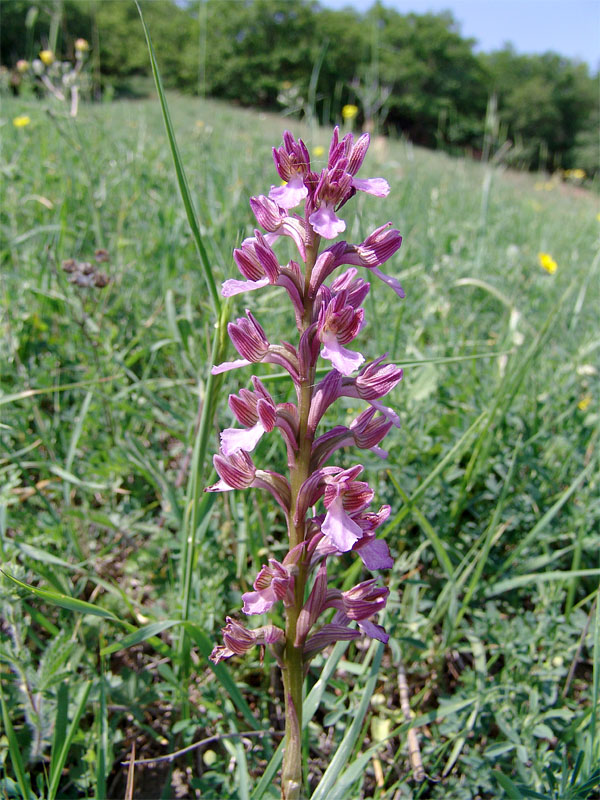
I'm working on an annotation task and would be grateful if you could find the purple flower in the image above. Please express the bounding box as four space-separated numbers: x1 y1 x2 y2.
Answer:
249 195 307 260
338 224 404 298
310 502 393 571
210 617 285 664
317 290 365 375
321 466 374 551
306 129 390 238
340 356 404 427
212 311 301 382
311 408 392 468
301 572 389 657
308 224 403 298
242 558 295 615
222 232 280 297
206 449 291 514
208 126 404 696
329 578 389 621
269 131 311 210
221 377 299 458
221 394 276 456
329 267 370 308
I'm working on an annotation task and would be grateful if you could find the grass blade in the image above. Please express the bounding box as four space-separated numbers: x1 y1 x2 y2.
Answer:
135 0 221 315
48 681 92 800
100 619 183 656
49 682 68 780
0 682 33 800
177 303 230 696
64 389 93 477
388 474 454 577
251 641 349 800
2 571 120 621
382 411 486 538
95 662 108 800
311 642 384 800
501 460 595 571
486 569 600 596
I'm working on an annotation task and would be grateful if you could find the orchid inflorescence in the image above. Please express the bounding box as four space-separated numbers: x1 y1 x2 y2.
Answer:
206 127 404 797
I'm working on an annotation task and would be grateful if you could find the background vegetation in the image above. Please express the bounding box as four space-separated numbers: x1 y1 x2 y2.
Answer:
1 0 598 174
2 57 599 796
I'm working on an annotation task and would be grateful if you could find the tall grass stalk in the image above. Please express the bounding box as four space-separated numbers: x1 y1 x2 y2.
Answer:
136 3 230 697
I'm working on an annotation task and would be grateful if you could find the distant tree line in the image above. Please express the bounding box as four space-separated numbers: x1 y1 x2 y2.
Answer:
2 0 597 173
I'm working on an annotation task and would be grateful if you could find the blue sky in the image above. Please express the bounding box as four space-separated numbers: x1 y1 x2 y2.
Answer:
319 0 600 69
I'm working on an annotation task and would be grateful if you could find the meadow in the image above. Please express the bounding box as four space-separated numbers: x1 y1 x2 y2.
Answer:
1 88 599 799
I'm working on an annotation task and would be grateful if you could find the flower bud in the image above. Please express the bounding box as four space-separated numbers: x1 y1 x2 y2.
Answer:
228 311 270 362
39 50 54 66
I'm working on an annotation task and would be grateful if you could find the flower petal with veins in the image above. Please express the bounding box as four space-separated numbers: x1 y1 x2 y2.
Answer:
321 333 365 376
309 203 346 239
322 496 363 551
221 277 270 297
220 422 266 456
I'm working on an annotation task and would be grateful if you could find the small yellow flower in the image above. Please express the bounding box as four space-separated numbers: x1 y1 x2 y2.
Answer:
16 59 29 73
342 104 358 121
564 168 586 181
538 252 557 274
578 394 592 411
313 145 324 157
74 38 89 52
39 49 54 66
13 115 31 128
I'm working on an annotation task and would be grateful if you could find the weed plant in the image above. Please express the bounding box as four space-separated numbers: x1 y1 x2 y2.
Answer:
1 79 598 799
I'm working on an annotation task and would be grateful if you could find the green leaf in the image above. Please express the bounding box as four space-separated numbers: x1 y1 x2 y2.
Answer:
494 770 524 799
50 683 69 779
251 641 349 800
100 620 183 656
486 569 600 597
48 682 92 800
311 642 384 800
16 542 78 569
2 571 120 621
135 0 220 315
0 682 34 800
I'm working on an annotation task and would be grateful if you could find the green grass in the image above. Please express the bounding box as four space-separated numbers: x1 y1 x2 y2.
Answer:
1 90 599 799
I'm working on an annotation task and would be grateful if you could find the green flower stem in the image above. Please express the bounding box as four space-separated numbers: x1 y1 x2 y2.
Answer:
281 238 319 800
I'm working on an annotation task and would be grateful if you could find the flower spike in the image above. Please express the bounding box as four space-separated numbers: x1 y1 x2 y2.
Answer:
206 127 405 796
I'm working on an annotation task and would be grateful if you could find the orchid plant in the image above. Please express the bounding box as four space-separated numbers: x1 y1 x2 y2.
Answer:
207 128 404 799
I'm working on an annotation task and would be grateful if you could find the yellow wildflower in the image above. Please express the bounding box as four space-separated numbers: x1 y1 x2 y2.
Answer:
313 145 324 157
75 38 89 52
13 115 31 128
538 252 557 274
16 59 29 73
342 104 358 121
39 49 54 66
577 394 592 411
564 168 586 181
